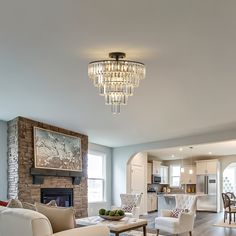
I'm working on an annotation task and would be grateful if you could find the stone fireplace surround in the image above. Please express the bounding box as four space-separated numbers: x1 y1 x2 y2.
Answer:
7 117 88 217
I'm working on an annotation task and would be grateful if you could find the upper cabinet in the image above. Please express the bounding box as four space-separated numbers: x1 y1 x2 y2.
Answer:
196 160 219 175
152 160 161 175
180 166 196 184
160 165 169 184
147 160 164 184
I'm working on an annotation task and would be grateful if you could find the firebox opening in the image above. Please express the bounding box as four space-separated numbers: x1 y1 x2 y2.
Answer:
41 188 73 207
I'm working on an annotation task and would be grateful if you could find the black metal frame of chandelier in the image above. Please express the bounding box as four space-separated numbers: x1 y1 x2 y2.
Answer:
88 60 145 66
89 52 145 65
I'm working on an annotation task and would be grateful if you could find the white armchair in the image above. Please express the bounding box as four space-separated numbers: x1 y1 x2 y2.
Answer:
155 194 197 236
112 193 142 218
120 193 142 218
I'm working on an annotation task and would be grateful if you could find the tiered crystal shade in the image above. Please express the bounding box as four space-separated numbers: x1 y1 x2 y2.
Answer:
88 59 145 114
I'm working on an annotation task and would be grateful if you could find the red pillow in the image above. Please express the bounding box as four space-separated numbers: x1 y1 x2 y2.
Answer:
0 201 8 207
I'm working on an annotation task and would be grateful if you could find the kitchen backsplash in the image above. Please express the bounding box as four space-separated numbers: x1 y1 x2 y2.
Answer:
147 183 196 193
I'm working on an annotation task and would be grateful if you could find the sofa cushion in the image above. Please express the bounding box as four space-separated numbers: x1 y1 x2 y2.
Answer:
155 216 180 230
35 202 75 233
7 199 23 208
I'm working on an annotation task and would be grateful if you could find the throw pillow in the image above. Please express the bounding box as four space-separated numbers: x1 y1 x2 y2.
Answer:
7 199 23 208
22 200 57 211
0 201 8 207
35 202 75 233
122 204 134 213
46 200 57 207
170 208 189 218
22 202 37 211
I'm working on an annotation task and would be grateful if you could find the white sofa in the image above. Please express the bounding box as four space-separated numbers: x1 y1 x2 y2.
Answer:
0 207 109 236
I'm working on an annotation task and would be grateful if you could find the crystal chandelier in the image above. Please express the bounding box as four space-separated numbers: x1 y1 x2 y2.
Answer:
88 52 146 114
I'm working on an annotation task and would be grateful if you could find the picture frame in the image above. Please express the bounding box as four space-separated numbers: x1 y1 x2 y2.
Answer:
34 127 82 172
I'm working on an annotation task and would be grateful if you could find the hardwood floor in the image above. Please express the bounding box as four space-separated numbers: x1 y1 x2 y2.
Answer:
140 211 236 236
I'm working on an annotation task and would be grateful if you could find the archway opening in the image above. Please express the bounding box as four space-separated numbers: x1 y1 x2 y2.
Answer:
223 163 236 193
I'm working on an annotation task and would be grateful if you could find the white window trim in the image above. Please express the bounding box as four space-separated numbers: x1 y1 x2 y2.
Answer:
169 165 181 188
88 150 107 203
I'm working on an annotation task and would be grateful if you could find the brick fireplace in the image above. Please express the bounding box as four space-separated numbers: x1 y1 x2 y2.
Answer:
7 117 88 217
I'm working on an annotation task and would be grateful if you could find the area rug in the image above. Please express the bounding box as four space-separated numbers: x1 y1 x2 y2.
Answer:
213 219 236 228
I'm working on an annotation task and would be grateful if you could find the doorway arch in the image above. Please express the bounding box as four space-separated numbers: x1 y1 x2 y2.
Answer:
223 163 236 193
126 152 148 215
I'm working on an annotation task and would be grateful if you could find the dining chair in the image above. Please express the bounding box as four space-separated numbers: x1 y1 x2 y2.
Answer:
226 192 236 206
222 193 236 224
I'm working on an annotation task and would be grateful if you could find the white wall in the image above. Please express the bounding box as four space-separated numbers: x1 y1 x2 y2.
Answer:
88 142 112 216
112 128 236 206
0 120 7 200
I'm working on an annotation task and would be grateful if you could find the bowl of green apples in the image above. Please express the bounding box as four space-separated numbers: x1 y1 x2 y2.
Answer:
99 208 125 221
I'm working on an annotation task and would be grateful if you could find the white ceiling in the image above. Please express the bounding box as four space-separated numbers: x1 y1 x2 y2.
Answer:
148 140 236 160
1 0 236 147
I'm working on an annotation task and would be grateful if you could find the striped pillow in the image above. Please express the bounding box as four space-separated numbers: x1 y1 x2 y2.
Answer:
170 208 185 218
122 204 134 213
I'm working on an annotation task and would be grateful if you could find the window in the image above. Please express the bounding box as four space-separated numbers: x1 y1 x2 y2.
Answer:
170 165 181 187
88 152 106 203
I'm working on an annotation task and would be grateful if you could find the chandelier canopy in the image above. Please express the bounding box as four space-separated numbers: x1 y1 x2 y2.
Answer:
88 52 146 114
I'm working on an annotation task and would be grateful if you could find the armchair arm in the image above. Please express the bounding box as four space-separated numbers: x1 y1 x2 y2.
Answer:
161 209 172 217
131 206 140 218
53 225 109 236
179 212 195 230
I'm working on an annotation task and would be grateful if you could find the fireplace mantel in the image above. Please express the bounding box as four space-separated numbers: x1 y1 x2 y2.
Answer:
30 168 83 185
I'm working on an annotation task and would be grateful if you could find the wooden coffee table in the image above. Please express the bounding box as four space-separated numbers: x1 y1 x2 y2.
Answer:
76 216 147 236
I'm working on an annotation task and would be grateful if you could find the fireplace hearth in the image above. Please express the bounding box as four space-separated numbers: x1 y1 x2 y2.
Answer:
41 188 73 207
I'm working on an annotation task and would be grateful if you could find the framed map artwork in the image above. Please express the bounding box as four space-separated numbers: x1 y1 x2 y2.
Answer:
34 127 82 171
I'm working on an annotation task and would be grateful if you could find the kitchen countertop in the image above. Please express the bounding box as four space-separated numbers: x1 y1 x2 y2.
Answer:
157 193 206 197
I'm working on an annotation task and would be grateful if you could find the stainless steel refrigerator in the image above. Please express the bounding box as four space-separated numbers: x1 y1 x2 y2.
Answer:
196 175 218 212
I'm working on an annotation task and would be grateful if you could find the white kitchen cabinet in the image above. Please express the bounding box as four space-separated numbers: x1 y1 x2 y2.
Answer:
206 160 218 174
196 160 219 175
147 162 152 184
147 193 157 212
196 162 206 175
160 165 169 184
152 161 161 175
180 166 196 184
